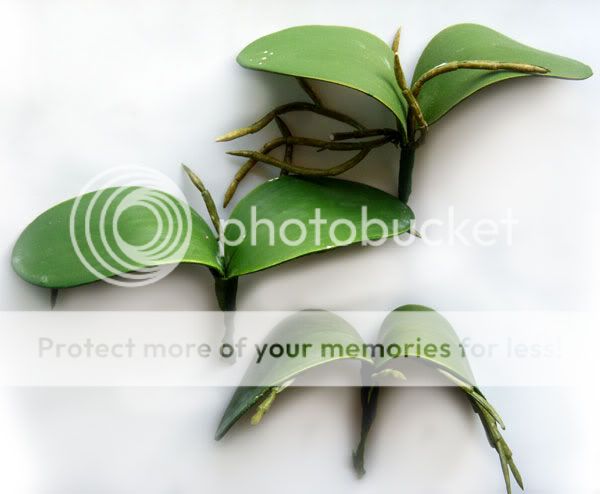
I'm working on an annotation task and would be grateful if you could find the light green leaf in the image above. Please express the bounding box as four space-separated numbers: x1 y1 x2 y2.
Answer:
413 23 592 124
12 187 223 288
237 25 408 132
215 310 370 440
376 304 476 383
369 304 521 493
223 176 414 278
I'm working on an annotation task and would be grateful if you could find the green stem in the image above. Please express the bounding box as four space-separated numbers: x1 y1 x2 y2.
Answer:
213 275 239 350
397 145 416 203
353 363 380 477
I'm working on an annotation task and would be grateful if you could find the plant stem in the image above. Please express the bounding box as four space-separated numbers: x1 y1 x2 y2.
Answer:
353 363 380 477
213 275 239 351
397 145 416 203
391 31 425 203
50 288 59 309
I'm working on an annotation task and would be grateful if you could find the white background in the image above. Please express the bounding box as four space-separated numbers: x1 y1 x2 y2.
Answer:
1 0 599 492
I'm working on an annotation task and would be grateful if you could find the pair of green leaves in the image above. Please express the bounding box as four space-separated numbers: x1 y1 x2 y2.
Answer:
216 306 521 493
12 175 413 288
237 23 591 133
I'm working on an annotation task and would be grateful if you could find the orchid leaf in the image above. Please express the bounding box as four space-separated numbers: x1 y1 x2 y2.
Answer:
358 305 522 493
237 25 408 132
217 305 522 493
11 187 223 287
223 176 414 278
376 304 475 381
12 176 414 287
215 310 370 440
413 23 592 124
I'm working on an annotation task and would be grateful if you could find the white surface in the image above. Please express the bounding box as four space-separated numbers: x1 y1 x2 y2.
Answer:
1 0 599 492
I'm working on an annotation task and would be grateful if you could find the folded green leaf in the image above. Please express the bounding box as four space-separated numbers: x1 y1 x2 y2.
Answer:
215 310 370 440
11 187 223 288
217 305 522 493
413 23 593 124
376 304 475 382
366 304 521 493
223 176 414 277
237 25 408 132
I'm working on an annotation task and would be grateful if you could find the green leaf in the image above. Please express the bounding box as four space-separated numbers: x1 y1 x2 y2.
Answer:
354 305 478 477
237 25 408 132
223 176 414 278
376 305 507 426
215 310 370 440
376 304 475 383
217 304 522 493
12 187 223 288
413 23 592 124
371 305 521 493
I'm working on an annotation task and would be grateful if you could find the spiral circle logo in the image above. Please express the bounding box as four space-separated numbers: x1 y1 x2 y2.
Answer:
69 166 193 287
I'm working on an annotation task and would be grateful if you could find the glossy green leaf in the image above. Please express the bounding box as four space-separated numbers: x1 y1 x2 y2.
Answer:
223 176 414 278
237 25 408 132
413 23 593 124
215 310 370 440
12 187 222 288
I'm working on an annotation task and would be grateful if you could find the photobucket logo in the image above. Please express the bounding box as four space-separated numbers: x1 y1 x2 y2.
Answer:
218 206 517 252
219 206 415 254
69 166 193 287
